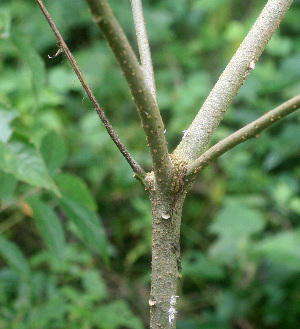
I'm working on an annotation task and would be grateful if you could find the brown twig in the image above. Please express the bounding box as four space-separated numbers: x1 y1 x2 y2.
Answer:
186 95 300 177
36 0 145 175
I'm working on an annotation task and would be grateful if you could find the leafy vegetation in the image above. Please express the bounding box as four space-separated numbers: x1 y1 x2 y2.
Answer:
0 0 299 328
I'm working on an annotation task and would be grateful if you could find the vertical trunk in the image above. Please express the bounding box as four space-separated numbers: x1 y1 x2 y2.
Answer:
149 189 187 328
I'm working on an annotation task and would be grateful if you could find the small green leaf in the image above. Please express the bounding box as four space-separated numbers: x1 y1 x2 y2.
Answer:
58 194 109 264
208 198 266 264
40 131 67 173
93 300 144 329
209 202 265 237
0 140 59 195
27 197 66 261
252 230 300 268
55 173 97 210
10 33 45 102
0 107 19 143
0 234 31 279
209 236 243 264
54 173 108 262
0 170 17 201
81 269 107 301
28 294 68 328
182 251 224 280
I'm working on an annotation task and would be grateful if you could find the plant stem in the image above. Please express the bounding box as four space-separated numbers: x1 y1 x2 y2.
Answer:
173 0 293 163
130 0 157 104
36 0 145 175
146 178 187 328
186 95 300 177
85 0 172 187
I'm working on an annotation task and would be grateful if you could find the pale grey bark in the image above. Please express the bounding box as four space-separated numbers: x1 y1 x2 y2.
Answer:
145 172 188 329
186 94 300 177
130 0 158 104
172 0 293 163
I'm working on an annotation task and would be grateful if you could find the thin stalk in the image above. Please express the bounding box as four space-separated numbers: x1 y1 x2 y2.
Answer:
130 0 157 104
36 0 145 175
186 95 300 177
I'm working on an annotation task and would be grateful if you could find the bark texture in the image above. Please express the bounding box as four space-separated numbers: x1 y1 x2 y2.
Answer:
85 0 172 186
173 0 293 163
147 179 187 328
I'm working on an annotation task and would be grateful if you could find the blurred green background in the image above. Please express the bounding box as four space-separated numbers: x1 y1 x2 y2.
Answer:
0 0 300 328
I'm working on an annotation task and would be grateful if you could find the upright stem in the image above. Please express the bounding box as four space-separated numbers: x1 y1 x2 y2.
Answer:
130 0 157 104
148 186 187 329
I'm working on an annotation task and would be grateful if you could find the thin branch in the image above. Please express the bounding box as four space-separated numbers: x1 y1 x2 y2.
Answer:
130 0 157 104
36 0 144 175
85 0 172 187
173 0 293 163
186 95 300 177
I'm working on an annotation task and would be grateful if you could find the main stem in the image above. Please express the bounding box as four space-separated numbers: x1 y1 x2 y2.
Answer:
146 173 188 328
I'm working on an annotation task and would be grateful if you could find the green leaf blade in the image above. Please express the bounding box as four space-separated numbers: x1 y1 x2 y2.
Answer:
252 230 300 269
10 33 45 102
0 140 59 195
58 195 109 264
0 108 19 143
0 234 31 280
54 173 109 264
40 131 67 173
28 197 66 262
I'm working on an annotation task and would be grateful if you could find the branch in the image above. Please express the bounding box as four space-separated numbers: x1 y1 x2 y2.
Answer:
85 0 172 186
173 0 293 163
130 0 157 104
36 0 144 175
186 95 300 177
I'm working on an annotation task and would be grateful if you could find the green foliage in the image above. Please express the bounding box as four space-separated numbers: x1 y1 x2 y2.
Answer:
0 234 30 280
0 244 144 329
27 196 66 262
0 0 299 328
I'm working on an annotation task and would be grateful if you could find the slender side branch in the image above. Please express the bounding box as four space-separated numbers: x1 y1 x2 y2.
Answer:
36 0 144 175
173 0 293 163
186 95 300 177
130 0 157 104
85 0 172 186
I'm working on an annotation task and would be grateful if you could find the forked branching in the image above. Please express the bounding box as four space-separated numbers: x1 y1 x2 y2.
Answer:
36 0 298 186
85 0 172 186
35 0 299 327
36 0 144 175
186 94 300 178
172 0 295 163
